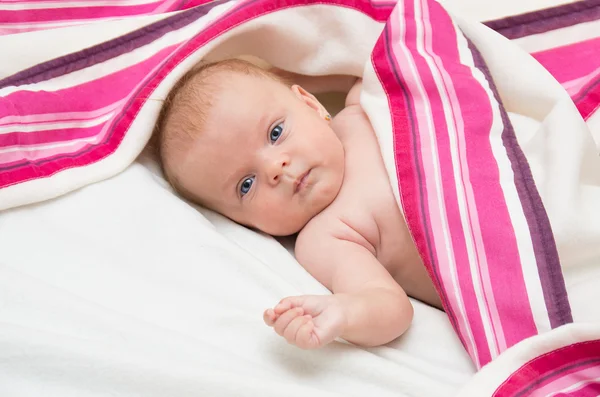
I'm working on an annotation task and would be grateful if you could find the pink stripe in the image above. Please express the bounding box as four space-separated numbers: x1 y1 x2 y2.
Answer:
411 0 533 364
390 0 467 342
0 3 165 23
0 0 215 35
372 5 470 357
531 365 600 397
563 68 600 96
0 46 176 181
0 101 124 125
420 0 496 356
0 45 176 119
0 140 90 164
493 339 600 396
386 0 540 367
415 0 494 364
0 0 394 189
576 75 600 120
563 381 600 396
153 0 183 13
0 122 107 148
0 101 128 149
389 0 488 365
531 38 600 84
418 0 528 363
0 15 113 27
0 0 131 2
430 0 542 348
422 0 507 355
455 38 538 350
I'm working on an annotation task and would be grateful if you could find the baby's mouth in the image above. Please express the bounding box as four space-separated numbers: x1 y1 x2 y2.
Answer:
294 169 311 194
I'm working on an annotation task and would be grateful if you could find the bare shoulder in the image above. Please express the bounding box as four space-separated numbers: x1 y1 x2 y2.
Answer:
345 78 363 107
295 208 381 287
330 102 372 143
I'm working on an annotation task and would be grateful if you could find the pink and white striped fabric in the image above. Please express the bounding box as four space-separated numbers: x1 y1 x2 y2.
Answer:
458 324 600 396
0 0 224 35
0 0 599 394
369 0 574 369
485 0 600 122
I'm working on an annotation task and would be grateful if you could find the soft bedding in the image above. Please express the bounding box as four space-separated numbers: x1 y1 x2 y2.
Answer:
0 159 474 396
0 0 599 396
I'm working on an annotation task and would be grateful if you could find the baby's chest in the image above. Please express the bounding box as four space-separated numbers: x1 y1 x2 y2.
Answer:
334 113 415 264
332 177 405 258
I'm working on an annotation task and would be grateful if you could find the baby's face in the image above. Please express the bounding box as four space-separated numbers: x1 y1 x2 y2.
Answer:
178 72 345 236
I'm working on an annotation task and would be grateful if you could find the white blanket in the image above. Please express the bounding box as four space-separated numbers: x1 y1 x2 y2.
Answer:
0 0 599 395
0 158 474 396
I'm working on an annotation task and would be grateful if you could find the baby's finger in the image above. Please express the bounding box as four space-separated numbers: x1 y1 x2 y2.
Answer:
274 307 304 336
263 309 277 326
274 296 310 314
274 300 292 314
283 315 311 344
296 320 320 350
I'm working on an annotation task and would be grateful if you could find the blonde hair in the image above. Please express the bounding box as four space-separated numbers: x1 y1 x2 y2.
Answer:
152 59 288 203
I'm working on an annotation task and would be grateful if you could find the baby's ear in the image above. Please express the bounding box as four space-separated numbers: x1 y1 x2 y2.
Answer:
291 85 329 119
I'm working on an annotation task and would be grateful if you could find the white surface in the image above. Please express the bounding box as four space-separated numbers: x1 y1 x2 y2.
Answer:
0 160 475 396
458 323 600 396
1 0 599 395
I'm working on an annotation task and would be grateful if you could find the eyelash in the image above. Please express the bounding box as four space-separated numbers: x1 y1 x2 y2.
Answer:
238 122 286 198
239 176 254 197
269 122 284 144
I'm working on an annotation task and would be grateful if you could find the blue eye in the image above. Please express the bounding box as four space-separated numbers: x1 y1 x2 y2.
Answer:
269 123 284 143
240 176 254 196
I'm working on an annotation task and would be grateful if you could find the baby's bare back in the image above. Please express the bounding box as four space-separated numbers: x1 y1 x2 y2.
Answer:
304 105 442 309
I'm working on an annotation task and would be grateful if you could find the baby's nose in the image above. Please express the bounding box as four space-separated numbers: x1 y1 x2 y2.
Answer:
265 157 289 184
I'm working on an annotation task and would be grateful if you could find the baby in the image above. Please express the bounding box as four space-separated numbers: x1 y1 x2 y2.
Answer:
156 59 441 350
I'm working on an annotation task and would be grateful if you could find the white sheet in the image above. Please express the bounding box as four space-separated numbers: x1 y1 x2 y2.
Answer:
2 0 599 395
0 157 475 396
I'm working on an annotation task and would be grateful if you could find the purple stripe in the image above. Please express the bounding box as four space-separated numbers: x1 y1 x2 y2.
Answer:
0 49 175 172
381 25 462 344
484 0 600 40
466 38 572 328
573 73 600 102
0 0 230 88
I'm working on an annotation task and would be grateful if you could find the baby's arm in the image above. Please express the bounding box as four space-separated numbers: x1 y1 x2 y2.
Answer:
264 224 413 348
308 234 414 347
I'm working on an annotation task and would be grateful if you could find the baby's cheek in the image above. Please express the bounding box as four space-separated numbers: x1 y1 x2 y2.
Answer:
260 199 306 235
314 176 338 207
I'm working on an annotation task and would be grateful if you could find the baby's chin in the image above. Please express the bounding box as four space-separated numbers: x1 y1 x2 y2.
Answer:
246 178 342 236
258 202 333 236
256 213 313 236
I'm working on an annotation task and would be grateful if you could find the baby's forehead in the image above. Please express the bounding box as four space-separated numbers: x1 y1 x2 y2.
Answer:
175 68 288 176
179 134 247 203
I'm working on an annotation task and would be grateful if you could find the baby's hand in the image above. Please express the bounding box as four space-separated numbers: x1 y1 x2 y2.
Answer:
263 295 347 349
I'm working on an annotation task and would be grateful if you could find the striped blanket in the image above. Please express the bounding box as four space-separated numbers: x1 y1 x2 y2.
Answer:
0 0 599 395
